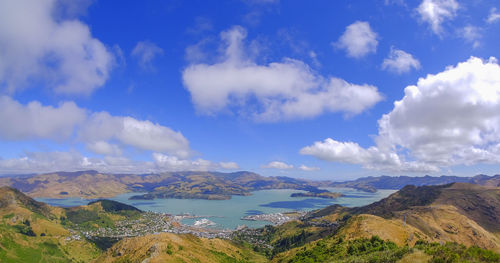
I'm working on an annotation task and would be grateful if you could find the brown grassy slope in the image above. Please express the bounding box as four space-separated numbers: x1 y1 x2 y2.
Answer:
0 186 53 216
431 183 500 233
24 172 130 198
337 214 429 247
0 186 102 262
318 183 500 252
96 232 268 263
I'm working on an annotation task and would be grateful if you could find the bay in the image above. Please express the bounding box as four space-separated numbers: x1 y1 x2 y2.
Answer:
36 187 396 229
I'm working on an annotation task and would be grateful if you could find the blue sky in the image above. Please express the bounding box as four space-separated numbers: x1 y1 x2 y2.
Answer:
1 0 500 180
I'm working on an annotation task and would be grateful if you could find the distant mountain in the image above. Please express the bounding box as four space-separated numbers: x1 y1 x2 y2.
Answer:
1 170 499 200
2 184 499 262
0 170 340 200
328 174 500 192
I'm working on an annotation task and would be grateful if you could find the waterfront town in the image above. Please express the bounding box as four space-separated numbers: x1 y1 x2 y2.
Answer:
66 210 304 241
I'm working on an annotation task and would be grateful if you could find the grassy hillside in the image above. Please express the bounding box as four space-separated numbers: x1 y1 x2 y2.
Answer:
233 183 500 262
272 236 500 263
0 186 102 262
1 182 500 262
96 232 267 263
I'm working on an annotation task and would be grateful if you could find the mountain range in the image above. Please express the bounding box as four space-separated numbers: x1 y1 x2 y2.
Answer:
2 181 500 262
1 170 500 200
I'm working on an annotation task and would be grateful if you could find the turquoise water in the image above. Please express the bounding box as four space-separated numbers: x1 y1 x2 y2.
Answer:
36 188 395 229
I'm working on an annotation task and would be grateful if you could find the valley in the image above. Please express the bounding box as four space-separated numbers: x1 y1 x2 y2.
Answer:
1 179 500 262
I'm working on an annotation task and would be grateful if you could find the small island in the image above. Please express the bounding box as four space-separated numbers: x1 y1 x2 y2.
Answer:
290 191 343 199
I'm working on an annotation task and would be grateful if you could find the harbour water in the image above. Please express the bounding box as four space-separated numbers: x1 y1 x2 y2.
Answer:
36 187 396 229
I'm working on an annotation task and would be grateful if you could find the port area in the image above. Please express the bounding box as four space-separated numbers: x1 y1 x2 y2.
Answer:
68 211 303 241
240 211 307 226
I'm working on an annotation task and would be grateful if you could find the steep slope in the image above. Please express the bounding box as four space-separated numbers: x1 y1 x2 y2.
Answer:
96 232 267 263
0 186 101 262
309 183 500 252
266 183 500 262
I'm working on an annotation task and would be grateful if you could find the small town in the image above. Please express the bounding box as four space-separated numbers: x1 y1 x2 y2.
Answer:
241 211 307 226
67 210 302 241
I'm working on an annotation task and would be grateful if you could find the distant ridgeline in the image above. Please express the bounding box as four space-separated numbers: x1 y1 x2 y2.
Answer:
0 170 499 200
328 174 500 193
1 182 500 262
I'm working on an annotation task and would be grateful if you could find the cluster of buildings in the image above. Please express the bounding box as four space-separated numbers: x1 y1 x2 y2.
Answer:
68 210 303 241
241 211 306 225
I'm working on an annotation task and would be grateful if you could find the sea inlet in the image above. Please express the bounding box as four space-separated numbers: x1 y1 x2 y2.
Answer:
36 187 395 229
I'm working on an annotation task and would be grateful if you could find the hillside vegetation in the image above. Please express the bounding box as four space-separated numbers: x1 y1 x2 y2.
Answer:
0 186 271 263
232 183 500 262
1 182 500 262
97 232 267 263
0 186 101 262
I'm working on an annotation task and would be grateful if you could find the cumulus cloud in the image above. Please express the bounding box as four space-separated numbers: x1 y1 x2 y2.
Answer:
261 161 294 169
0 0 114 95
131 40 164 71
81 112 191 158
298 165 320 171
334 21 378 58
302 57 500 173
182 26 382 122
153 153 239 171
300 139 438 172
417 0 459 35
0 151 239 174
0 96 86 141
0 97 192 158
382 48 421 74
487 8 500 24
86 141 122 156
0 151 101 174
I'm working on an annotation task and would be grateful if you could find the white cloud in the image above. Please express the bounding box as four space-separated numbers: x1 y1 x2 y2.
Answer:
86 141 122 156
219 162 240 170
0 96 86 141
309 51 321 67
261 161 294 169
460 25 482 48
82 112 191 158
0 151 97 174
382 48 421 74
299 165 320 171
300 138 438 172
487 8 500 24
0 0 114 95
182 26 382 122
0 96 192 158
302 57 500 173
334 21 378 58
0 151 151 174
417 0 459 35
153 153 239 171
0 151 240 174
131 40 164 71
